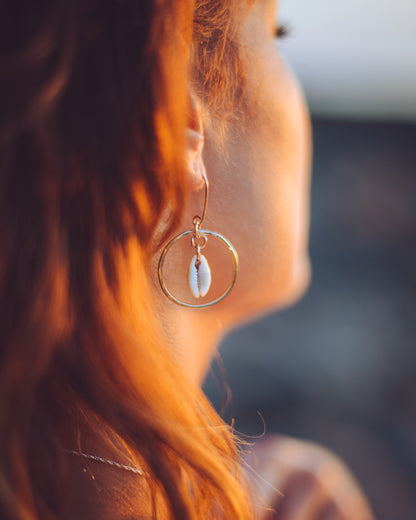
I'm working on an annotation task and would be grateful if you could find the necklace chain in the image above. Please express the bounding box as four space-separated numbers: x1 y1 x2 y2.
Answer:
64 449 144 476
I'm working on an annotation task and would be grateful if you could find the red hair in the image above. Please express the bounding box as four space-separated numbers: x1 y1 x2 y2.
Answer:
0 1 253 518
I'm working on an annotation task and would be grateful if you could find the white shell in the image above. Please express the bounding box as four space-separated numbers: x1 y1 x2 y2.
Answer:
188 254 211 298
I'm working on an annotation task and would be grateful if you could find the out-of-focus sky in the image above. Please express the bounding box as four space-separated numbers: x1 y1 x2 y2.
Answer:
277 0 416 120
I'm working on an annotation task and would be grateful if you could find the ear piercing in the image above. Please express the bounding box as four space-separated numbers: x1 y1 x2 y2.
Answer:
158 171 238 309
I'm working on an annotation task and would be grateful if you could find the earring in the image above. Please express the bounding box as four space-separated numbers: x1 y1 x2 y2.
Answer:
158 170 238 309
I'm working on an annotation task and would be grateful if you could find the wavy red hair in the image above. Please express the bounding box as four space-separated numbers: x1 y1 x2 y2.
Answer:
0 1 253 518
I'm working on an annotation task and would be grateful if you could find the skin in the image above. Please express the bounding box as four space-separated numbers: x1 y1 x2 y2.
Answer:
67 2 314 516
64 2 374 518
151 2 375 518
151 0 312 382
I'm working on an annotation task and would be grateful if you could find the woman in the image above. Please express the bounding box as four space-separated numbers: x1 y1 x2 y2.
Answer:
0 0 373 518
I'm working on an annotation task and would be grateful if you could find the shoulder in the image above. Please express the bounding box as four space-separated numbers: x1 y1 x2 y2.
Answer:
244 434 374 520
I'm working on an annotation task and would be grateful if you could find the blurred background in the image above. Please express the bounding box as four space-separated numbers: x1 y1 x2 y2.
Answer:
204 2 416 519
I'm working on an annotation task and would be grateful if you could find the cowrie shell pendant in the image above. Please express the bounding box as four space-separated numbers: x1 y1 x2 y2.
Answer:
158 229 238 309
188 254 211 298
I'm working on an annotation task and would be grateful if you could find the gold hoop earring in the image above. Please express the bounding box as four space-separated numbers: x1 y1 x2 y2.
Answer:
158 171 238 309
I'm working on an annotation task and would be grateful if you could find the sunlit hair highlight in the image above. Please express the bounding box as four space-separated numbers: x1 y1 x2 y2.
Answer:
0 1 253 519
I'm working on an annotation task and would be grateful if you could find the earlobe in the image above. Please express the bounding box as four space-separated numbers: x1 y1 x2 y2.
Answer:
188 91 203 134
186 128 206 191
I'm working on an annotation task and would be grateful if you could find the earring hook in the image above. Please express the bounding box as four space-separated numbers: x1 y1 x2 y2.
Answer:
193 168 209 227
158 162 239 308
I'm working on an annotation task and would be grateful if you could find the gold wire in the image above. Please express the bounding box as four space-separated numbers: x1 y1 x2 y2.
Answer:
198 168 209 226
158 229 238 309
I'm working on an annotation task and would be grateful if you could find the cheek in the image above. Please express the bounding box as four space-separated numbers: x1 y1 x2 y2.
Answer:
246 112 311 311
205 53 312 320
266 64 312 290
261 73 312 307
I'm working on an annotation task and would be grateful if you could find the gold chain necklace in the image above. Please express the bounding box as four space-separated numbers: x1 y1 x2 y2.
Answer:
64 449 144 476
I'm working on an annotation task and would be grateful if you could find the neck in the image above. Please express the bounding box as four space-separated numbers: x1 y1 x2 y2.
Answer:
156 303 225 384
149 216 234 385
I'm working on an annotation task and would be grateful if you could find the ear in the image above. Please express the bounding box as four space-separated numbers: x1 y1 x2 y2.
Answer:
185 94 206 191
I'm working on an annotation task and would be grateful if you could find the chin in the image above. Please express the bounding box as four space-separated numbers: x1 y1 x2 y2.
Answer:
225 254 312 331
260 253 312 311
279 254 312 309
